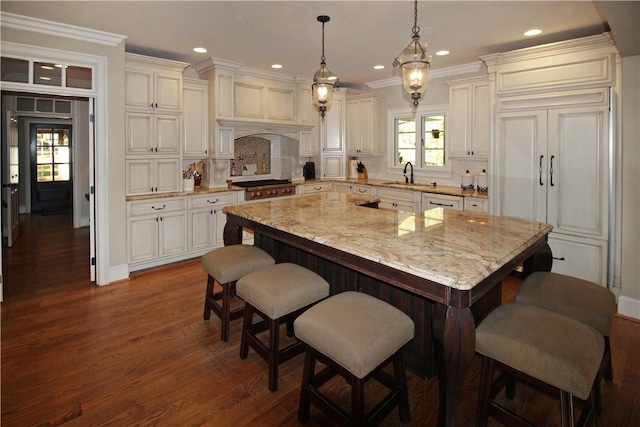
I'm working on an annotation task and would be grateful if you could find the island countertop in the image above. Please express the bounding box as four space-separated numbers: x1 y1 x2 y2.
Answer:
223 192 552 291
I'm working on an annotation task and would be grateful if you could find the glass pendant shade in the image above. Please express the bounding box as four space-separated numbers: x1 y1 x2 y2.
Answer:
393 0 431 108
312 64 337 116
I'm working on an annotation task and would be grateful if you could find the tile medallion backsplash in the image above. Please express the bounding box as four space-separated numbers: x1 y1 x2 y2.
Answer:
232 136 271 177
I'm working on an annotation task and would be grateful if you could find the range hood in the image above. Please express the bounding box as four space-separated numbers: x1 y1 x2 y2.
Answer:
218 119 314 140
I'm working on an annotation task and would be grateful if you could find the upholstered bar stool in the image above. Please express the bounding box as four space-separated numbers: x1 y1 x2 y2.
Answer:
475 303 604 427
236 262 330 392
515 271 616 412
201 245 275 342
294 291 415 426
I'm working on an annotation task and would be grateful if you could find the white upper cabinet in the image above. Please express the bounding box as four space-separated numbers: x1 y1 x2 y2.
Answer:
346 94 384 155
446 77 490 159
125 53 186 112
182 79 209 157
125 112 181 155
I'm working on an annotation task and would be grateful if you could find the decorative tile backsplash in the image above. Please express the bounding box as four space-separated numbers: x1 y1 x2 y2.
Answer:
231 136 271 177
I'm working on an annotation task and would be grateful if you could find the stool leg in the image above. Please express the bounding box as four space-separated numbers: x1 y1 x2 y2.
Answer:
476 356 494 427
351 375 365 427
559 391 575 427
220 281 233 342
298 347 315 423
203 275 214 320
604 337 613 381
239 304 253 360
393 350 411 424
268 318 280 392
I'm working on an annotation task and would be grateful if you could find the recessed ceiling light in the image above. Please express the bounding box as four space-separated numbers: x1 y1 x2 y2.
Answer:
435 50 450 56
271 64 283 69
524 29 542 37
373 65 385 70
193 47 207 53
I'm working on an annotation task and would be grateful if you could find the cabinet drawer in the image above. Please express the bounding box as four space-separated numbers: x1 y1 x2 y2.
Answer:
127 197 186 216
464 197 489 213
189 192 234 208
422 194 463 211
377 187 414 203
300 183 331 194
351 184 373 196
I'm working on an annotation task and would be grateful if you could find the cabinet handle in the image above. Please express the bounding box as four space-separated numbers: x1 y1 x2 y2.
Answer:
314 186 322 190
553 256 565 261
357 189 367 193
155 216 159 222
549 155 555 187
429 201 454 207
539 155 544 186
207 198 219 204
159 216 163 222
150 148 154 152
154 187 158 192
152 204 166 211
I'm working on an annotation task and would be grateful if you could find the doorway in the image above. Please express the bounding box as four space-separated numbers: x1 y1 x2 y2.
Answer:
30 123 73 214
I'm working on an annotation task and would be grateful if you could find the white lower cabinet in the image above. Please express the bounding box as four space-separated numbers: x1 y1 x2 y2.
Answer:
547 233 608 286
127 197 187 265
298 182 331 195
187 192 234 250
377 187 420 212
422 194 464 211
463 197 489 213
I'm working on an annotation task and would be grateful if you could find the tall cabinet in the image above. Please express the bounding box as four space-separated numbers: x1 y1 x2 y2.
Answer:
321 89 346 178
484 34 618 286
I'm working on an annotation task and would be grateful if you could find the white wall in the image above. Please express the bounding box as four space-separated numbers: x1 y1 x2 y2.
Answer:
619 55 640 319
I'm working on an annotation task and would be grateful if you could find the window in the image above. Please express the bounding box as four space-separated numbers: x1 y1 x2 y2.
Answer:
35 128 71 182
390 106 448 172
1 56 93 90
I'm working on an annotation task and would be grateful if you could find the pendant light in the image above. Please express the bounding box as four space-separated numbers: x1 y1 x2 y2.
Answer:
312 15 339 118
393 0 431 109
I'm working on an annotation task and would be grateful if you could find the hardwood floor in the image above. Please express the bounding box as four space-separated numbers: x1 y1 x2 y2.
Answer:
2 213 639 426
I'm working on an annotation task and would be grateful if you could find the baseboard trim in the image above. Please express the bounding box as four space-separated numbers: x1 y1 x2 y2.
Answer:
618 296 640 320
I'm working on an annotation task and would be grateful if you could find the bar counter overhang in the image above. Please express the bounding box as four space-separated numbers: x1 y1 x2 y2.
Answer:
223 193 553 426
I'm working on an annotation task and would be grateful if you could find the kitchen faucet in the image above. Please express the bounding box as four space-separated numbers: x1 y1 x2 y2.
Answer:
403 161 414 184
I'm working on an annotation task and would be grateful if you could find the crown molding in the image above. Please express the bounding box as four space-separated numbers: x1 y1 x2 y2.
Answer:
1 12 126 46
366 61 484 89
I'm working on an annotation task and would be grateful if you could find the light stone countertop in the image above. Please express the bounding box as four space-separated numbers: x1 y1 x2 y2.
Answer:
223 192 551 291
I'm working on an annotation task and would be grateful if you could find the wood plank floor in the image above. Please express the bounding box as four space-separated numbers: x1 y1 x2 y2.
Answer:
2 213 639 426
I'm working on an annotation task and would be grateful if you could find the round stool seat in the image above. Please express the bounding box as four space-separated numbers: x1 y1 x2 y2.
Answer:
201 245 275 284
516 271 616 337
295 291 415 379
476 303 604 400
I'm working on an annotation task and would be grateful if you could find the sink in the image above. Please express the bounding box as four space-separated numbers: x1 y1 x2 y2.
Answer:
382 181 413 185
381 181 437 188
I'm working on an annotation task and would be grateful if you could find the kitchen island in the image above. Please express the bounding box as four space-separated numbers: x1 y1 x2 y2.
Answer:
223 193 552 426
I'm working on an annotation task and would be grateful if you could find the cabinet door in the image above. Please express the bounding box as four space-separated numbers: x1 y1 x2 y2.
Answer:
496 110 547 223
447 85 471 157
548 233 608 286
127 215 159 263
422 194 463 210
215 126 235 159
125 69 154 109
299 130 318 157
155 159 181 194
126 159 154 195
346 100 361 154
472 83 490 158
126 113 154 154
155 114 181 154
155 72 182 111
188 209 214 251
213 208 227 246
322 155 344 178
159 211 187 256
183 83 208 156
546 106 609 239
358 99 375 154
323 96 344 152
333 183 352 194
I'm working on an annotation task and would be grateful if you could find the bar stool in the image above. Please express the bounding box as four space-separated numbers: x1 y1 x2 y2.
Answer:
201 245 275 342
515 271 616 412
236 263 330 392
294 291 415 426
475 303 604 427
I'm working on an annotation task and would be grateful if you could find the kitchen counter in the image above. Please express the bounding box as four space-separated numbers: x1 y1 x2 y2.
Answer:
303 178 489 198
126 186 243 202
222 192 552 426
223 192 549 291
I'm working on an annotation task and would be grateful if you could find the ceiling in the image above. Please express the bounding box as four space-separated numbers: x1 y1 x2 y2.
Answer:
2 1 638 89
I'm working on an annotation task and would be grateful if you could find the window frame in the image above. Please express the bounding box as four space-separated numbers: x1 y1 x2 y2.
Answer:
387 104 452 179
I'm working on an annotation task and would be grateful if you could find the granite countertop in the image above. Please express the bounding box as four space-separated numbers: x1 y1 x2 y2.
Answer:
223 193 551 291
126 177 488 202
305 178 489 198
